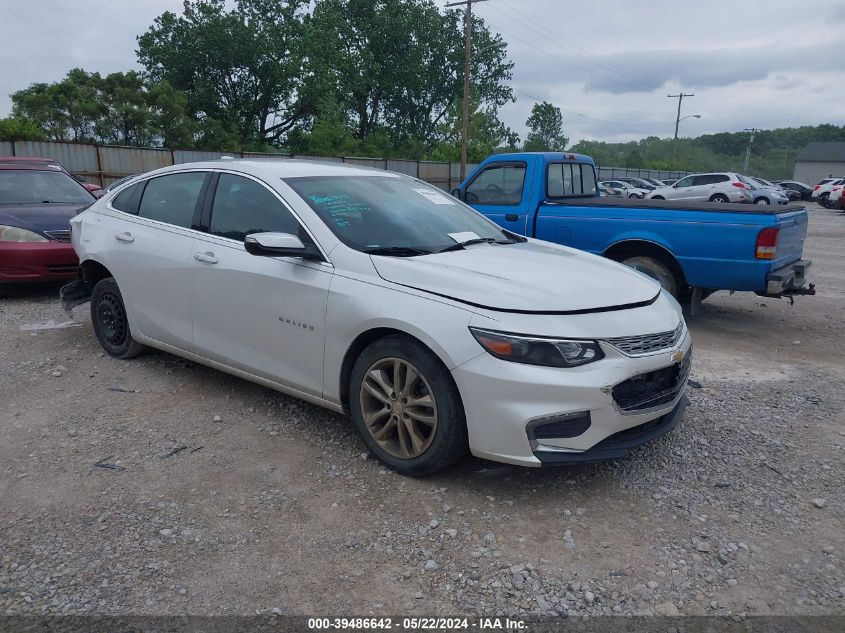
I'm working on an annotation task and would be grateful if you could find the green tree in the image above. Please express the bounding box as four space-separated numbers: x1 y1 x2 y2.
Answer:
0 116 44 141
523 101 567 152
138 0 312 148
307 0 513 153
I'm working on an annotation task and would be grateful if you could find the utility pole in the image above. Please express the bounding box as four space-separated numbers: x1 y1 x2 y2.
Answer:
743 128 759 173
446 0 489 182
668 92 694 164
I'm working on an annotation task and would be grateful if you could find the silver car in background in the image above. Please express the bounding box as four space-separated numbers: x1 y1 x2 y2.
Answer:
647 172 750 203
744 176 790 205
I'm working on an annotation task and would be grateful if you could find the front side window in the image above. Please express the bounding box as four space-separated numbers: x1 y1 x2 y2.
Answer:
138 172 207 228
547 163 598 198
674 176 694 188
210 174 301 241
465 163 526 205
0 169 93 205
284 175 509 253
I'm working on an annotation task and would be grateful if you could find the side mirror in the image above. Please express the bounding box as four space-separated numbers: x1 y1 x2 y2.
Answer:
244 232 322 260
450 187 464 201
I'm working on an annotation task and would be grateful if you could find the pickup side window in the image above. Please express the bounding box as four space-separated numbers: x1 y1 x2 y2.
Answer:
547 162 597 198
465 163 526 206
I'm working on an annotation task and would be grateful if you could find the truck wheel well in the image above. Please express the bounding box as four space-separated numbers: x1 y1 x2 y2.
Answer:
339 328 440 414
603 240 687 289
80 260 113 286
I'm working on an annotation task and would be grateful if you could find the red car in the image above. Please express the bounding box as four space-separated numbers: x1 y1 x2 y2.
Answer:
0 160 95 283
0 156 103 195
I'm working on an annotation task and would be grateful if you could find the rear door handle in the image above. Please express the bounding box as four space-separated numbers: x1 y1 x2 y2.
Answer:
505 214 519 222
114 232 134 243
193 251 219 264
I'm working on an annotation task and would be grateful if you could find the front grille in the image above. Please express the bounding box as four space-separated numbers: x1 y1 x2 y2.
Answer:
44 230 71 242
605 322 684 356
612 350 691 412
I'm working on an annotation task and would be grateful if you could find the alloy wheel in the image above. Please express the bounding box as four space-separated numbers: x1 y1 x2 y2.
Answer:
359 357 437 459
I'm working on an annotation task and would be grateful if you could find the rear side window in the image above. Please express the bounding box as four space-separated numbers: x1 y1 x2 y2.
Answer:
465 163 526 205
547 163 597 198
209 174 301 241
693 174 728 186
138 172 207 228
111 183 140 214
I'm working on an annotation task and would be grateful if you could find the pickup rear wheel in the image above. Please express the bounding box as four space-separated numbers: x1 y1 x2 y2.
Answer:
349 335 468 476
621 256 679 297
90 277 145 359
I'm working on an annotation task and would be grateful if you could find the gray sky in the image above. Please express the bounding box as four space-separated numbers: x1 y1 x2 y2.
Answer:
1 0 843 145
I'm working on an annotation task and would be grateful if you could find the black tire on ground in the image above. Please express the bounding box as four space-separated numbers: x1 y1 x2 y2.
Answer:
709 194 729 203
90 277 145 359
629 194 641 199
349 335 468 476
651 195 665 200
621 255 679 298
754 197 769 205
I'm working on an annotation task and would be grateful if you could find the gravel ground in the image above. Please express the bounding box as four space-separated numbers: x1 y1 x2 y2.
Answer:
1 205 843 620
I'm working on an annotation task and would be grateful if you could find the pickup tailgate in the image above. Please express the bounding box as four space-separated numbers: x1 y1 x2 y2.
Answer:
772 208 808 268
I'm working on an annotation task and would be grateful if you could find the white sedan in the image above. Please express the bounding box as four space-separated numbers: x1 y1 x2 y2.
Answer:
599 180 649 199
62 159 692 475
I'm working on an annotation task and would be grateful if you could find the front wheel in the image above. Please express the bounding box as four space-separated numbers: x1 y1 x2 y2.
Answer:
90 277 145 359
629 193 641 199
349 335 468 476
621 256 679 298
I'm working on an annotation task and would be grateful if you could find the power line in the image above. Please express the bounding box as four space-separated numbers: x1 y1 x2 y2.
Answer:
743 127 759 172
668 93 694 162
513 88 659 132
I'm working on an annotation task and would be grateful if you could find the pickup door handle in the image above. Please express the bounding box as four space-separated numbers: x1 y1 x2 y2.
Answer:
505 213 520 222
193 251 219 264
113 232 134 243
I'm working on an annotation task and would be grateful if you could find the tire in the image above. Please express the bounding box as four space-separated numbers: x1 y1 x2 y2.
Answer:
651 195 665 200
349 335 468 476
629 194 641 199
90 277 145 359
754 197 769 205
709 194 729 203
621 255 679 297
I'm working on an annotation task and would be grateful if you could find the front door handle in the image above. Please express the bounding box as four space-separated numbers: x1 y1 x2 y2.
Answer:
505 213 519 222
114 232 134 243
193 251 219 264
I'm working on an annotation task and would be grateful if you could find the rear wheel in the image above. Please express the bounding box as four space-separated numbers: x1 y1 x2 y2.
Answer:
651 195 665 200
755 197 770 205
709 194 729 203
349 335 468 476
90 278 145 359
629 193 641 199
621 256 679 297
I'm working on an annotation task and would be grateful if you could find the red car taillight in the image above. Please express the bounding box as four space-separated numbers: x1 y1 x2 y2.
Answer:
814 185 821 190
755 227 779 260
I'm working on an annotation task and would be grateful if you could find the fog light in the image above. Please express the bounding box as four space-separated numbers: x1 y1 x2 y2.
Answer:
527 411 591 441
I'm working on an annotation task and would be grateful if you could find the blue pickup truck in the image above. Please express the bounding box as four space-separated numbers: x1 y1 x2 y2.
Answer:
452 152 815 303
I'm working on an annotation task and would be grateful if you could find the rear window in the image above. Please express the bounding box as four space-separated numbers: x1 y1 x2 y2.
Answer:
547 163 597 198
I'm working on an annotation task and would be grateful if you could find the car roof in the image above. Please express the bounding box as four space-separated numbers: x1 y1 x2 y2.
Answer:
147 158 408 180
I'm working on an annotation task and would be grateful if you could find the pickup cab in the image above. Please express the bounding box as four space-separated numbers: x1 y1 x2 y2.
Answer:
451 152 815 303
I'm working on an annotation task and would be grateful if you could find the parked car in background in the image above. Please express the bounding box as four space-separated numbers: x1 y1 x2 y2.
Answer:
744 176 790 206
600 180 649 198
661 178 678 186
0 156 103 197
810 177 844 204
825 182 844 209
599 184 623 197
647 172 751 203
774 180 813 201
643 178 670 187
63 158 692 474
615 177 656 191
0 160 94 284
102 174 141 195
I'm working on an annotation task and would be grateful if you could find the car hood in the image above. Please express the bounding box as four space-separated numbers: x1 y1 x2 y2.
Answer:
0 203 89 234
370 241 661 314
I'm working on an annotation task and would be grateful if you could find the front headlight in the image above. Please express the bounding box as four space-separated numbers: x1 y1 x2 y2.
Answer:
0 225 49 243
470 327 604 368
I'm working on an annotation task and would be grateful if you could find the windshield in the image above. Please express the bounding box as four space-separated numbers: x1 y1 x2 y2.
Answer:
0 169 94 204
284 176 510 253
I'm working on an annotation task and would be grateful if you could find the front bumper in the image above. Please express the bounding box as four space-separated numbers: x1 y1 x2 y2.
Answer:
0 241 78 283
764 259 814 296
451 330 692 467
